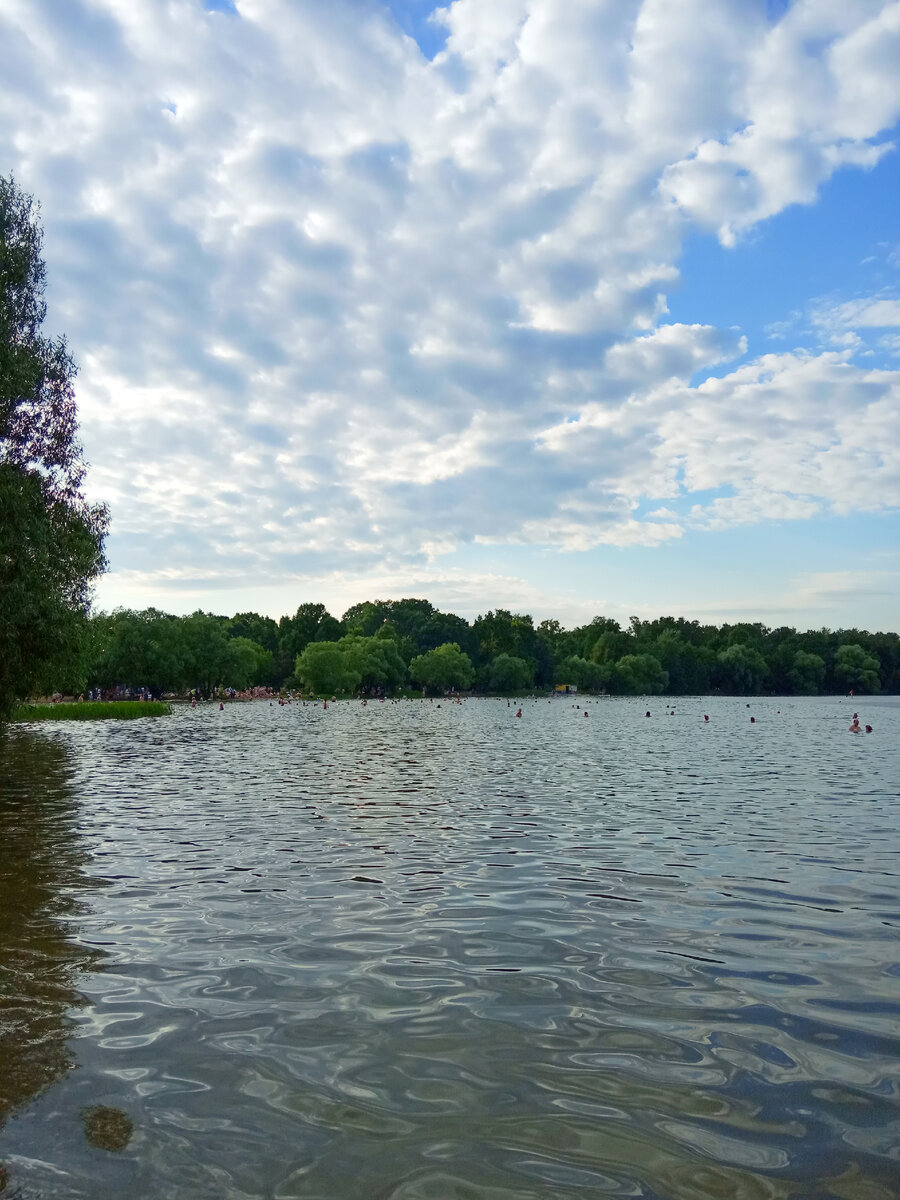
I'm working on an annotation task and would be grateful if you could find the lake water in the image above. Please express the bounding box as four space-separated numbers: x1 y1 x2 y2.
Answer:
1 695 898 1199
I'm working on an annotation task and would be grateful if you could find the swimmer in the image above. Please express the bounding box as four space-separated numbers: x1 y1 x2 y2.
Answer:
849 718 861 733
865 724 873 733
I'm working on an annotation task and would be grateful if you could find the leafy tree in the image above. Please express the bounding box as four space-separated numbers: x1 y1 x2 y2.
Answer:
295 641 361 695
613 653 668 695
788 650 825 695
556 655 606 693
276 602 343 681
473 610 518 660
833 643 880 693
419 610 474 657
537 618 563 643
409 643 474 693
89 608 185 694
488 653 534 693
340 633 406 693
341 600 389 637
588 626 633 665
1 468 101 704
649 632 710 694
78 599 900 700
227 637 273 688
715 643 769 695
1 174 107 717
180 611 236 695
227 612 279 653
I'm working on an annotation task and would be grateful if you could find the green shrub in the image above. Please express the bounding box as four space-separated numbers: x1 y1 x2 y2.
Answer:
11 701 172 722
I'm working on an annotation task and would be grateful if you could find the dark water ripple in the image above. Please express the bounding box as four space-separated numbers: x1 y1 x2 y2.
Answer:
1 696 899 1199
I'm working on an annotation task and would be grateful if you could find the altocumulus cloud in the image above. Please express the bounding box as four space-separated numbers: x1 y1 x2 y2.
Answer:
2 0 900 601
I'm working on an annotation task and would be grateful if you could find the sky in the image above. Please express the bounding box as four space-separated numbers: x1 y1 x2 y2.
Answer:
2 0 899 631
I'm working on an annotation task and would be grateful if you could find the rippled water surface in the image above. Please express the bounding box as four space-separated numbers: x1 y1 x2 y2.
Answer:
1 696 898 1199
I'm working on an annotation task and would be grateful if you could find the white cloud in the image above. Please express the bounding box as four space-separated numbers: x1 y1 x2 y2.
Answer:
538 349 900 523
1 0 899 605
825 299 900 328
661 0 900 243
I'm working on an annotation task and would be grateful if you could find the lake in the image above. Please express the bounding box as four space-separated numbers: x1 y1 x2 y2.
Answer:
1 695 898 1199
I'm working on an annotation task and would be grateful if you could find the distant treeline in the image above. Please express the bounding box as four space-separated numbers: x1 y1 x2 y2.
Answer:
53 600 900 698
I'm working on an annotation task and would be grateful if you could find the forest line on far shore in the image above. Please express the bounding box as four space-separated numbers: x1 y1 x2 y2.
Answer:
48 599 898 699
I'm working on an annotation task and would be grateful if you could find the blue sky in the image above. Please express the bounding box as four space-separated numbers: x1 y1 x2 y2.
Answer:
2 0 898 630
383 0 449 58
669 139 900 368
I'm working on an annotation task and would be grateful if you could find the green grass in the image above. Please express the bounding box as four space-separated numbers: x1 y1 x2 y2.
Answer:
11 700 172 722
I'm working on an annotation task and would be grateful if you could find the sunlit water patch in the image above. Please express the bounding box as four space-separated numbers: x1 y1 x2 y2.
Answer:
1 696 898 1198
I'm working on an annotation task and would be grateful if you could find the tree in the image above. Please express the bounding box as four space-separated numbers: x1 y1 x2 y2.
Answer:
833 643 880 694
341 600 389 637
788 650 825 695
276 602 343 680
649 631 710 694
588 626 633 665
226 637 273 688
294 641 360 695
340 633 406 694
1 175 107 717
613 653 668 695
180 611 235 695
488 653 534 693
409 643 474 693
227 612 279 653
556 654 606 693
89 608 185 694
715 643 768 695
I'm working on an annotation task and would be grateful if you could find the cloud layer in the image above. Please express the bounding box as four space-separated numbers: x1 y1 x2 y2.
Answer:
2 0 899 606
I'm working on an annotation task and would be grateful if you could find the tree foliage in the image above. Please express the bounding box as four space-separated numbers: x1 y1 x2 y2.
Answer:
1 175 107 718
16 591 900 701
715 643 769 695
294 640 359 696
833 643 880 693
409 643 474 693
788 650 826 696
612 653 669 695
488 653 534 694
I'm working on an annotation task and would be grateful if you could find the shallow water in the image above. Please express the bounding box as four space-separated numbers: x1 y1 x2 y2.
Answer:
1 695 898 1199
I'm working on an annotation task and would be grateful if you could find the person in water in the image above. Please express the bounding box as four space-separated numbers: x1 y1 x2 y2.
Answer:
849 717 861 733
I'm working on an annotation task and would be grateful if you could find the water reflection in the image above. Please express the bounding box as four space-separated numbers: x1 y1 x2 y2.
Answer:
0 731 103 1186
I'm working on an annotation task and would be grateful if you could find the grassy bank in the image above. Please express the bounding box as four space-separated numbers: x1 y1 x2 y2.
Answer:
12 701 173 722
